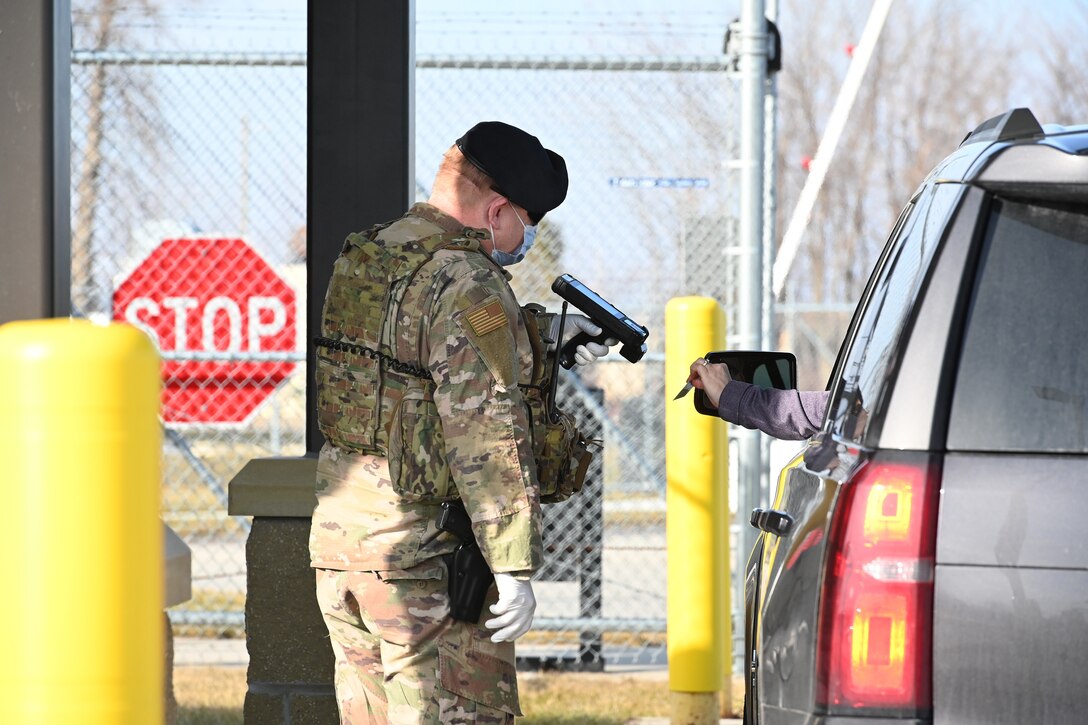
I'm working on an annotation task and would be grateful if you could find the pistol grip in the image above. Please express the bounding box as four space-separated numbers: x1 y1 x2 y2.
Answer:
559 330 607 369
619 340 648 365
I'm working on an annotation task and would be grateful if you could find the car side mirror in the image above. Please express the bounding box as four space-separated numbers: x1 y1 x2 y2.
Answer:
693 350 798 416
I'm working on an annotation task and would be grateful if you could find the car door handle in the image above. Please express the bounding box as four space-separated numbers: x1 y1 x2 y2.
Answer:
750 508 793 536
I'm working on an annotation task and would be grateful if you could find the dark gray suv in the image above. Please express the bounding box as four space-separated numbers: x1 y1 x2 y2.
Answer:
745 108 1088 725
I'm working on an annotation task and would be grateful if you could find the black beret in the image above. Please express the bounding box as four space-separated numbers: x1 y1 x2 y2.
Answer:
456 121 568 221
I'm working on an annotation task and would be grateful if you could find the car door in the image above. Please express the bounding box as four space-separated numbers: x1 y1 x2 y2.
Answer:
745 194 913 723
751 443 838 724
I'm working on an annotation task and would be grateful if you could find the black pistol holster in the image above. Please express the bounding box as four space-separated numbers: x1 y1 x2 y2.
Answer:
438 501 494 623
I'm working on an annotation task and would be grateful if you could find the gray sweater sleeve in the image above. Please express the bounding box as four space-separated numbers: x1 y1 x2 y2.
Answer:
717 381 830 440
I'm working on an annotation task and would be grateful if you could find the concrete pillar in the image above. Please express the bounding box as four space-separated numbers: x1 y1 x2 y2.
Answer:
228 457 335 723
0 0 71 323
306 0 415 452
165 524 192 725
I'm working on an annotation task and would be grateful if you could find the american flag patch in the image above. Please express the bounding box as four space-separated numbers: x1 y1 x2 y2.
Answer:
465 298 507 336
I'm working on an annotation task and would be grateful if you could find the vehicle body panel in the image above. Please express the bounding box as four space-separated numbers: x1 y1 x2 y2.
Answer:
937 454 1088 569
933 454 1088 723
745 112 1088 725
933 566 1088 724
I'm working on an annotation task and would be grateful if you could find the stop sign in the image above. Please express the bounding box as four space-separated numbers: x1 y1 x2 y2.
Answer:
112 238 298 424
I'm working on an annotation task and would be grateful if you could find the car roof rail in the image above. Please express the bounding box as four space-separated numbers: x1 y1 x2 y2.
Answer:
959 107 1044 147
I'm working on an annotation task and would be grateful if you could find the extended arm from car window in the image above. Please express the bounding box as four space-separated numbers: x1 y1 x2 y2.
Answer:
718 381 830 441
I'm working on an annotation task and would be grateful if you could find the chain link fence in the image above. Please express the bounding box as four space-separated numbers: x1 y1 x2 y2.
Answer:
70 18 825 671
412 55 745 668
71 47 308 643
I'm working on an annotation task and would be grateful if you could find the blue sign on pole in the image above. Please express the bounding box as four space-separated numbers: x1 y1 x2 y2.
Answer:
608 177 710 189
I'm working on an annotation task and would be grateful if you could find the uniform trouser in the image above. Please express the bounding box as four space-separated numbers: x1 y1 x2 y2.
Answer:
315 560 520 724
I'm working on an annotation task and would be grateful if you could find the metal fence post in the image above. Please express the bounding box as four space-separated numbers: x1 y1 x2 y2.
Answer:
577 388 606 669
735 0 768 678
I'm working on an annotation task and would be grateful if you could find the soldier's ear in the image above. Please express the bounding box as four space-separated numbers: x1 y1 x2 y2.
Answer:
485 195 510 229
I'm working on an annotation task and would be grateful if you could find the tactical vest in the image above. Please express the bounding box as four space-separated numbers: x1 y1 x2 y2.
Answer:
315 219 594 505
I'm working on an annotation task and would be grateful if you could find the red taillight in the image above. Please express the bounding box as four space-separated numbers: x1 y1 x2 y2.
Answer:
816 456 939 714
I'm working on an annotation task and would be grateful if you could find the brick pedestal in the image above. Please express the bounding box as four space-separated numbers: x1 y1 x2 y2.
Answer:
229 456 338 724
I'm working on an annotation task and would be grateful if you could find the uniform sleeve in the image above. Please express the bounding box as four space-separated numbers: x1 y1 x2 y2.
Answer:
427 260 543 574
718 381 830 440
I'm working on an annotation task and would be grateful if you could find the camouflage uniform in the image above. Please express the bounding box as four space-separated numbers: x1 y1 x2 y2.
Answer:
310 203 548 723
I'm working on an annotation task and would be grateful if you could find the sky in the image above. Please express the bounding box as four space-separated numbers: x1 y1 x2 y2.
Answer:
92 0 754 298
81 0 1086 323
147 0 1086 55
143 0 742 55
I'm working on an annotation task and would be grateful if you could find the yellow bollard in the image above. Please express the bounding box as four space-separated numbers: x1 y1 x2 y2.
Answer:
665 297 730 723
0 319 163 724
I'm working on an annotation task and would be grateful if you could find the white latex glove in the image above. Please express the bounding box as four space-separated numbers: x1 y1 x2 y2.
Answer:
484 573 536 642
549 314 619 367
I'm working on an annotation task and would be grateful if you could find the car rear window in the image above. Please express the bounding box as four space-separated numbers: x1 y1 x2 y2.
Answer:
948 198 1088 453
828 182 961 443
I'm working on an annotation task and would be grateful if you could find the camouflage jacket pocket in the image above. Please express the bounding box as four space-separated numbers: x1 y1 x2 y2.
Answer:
522 387 548 457
522 385 596 505
388 395 452 502
534 410 569 501
437 638 520 716
315 346 381 454
537 409 595 504
565 431 595 501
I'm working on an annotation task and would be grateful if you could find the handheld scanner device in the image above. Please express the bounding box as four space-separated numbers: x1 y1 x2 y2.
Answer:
551 273 649 369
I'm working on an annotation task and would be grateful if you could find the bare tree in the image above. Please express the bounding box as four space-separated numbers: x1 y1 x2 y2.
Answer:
773 0 1022 386
1035 6 1088 124
71 0 166 314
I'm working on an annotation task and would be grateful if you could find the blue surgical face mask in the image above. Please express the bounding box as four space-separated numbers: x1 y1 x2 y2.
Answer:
488 208 537 267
